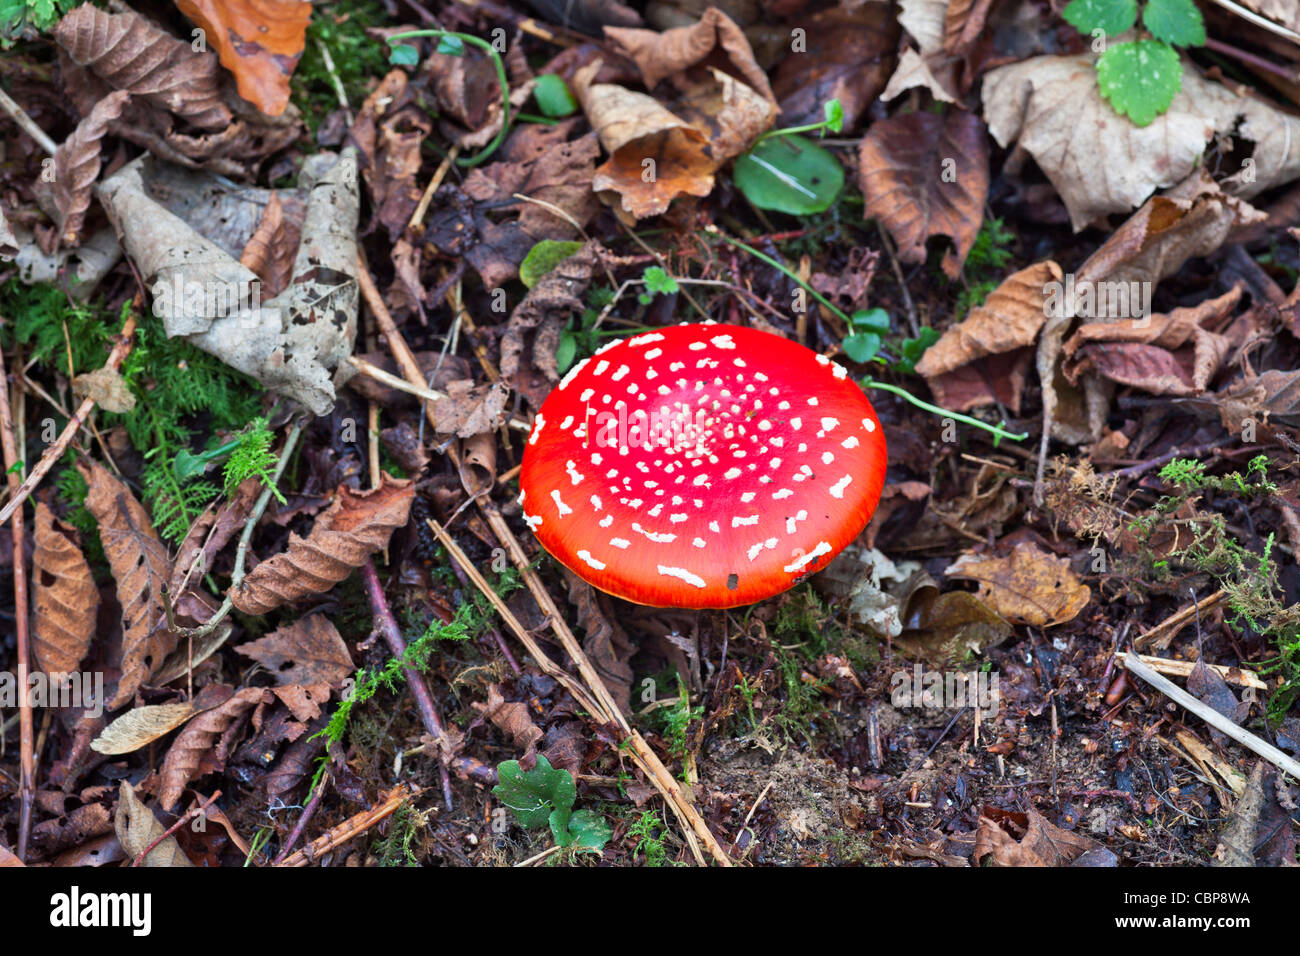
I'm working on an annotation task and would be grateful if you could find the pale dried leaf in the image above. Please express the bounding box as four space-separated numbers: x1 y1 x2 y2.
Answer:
473 683 543 754
72 365 136 413
114 781 193 866
91 701 198 755
947 541 1091 628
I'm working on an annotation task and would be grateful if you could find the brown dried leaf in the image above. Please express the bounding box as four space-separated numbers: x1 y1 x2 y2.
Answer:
235 614 354 688
564 569 635 715
945 0 997 56
881 49 958 104
859 109 989 278
474 684 544 755
232 474 414 615
604 6 775 103
947 541 1091 628
54 4 230 129
434 380 509 438
974 807 1100 866
159 686 271 810
79 460 175 710
32 502 99 679
1217 369 1300 432
897 0 948 54
91 701 197 755
0 844 23 866
71 365 136 413
115 782 194 866
175 0 310 116
915 261 1061 412
39 90 129 245
0 206 17 260
239 192 295 297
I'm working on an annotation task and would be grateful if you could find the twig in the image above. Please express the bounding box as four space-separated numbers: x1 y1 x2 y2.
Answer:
1120 653 1300 780
0 308 137 528
1203 0 1300 43
315 39 354 126
0 86 57 156
1130 653 1266 690
874 222 919 338
361 559 454 811
1135 588 1228 651
133 791 221 866
0 338 33 860
276 783 416 867
272 771 327 865
407 146 460 232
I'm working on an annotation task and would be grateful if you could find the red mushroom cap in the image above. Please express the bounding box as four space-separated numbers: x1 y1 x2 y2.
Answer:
519 322 887 608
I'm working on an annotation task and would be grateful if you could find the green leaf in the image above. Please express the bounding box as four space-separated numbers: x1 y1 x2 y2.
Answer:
1142 0 1205 47
642 266 679 296
842 332 882 363
388 43 419 66
565 809 613 851
849 308 891 334
436 35 465 56
533 74 579 118
1061 0 1136 38
733 134 844 215
556 330 578 374
823 98 844 134
1097 39 1181 127
892 326 941 374
520 239 583 289
172 449 211 482
492 755 575 830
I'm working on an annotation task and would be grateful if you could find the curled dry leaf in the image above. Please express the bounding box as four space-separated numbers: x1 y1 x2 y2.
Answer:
159 686 272 810
72 366 136 413
604 6 775 103
914 261 1061 413
473 684 544 755
897 0 948 54
239 193 295 297
115 781 193 866
983 54 1300 231
54 4 230 130
1217 369 1300 434
434 380 509 438
91 701 198 755
174 0 311 116
881 48 957 104
232 474 415 615
79 460 175 711
944 0 998 56
235 614 354 688
974 807 1101 866
1063 286 1242 396
858 109 989 278
36 90 129 246
563 569 636 714
946 540 1091 628
98 149 360 415
32 501 99 679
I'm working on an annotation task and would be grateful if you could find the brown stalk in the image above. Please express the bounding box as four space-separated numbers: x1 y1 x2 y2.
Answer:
277 783 416 867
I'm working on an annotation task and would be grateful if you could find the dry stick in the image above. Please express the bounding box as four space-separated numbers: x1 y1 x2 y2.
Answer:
1135 588 1228 650
277 783 417 867
132 791 221 866
408 146 461 233
0 341 33 860
0 310 137 528
427 517 718 866
1132 653 1266 691
272 772 327 865
361 559 455 811
874 222 919 338
469 506 732 866
0 86 57 156
1120 653 1300 780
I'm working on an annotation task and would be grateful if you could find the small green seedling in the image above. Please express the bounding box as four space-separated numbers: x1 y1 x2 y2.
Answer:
1063 0 1204 125
493 755 612 852
841 308 891 363
520 239 583 289
638 266 679 304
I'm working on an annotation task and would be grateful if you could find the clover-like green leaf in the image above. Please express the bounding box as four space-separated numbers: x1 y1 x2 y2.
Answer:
1097 39 1181 127
492 755 575 830
733 135 844 216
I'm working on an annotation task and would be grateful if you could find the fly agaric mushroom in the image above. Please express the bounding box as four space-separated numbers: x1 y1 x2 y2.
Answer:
519 323 887 608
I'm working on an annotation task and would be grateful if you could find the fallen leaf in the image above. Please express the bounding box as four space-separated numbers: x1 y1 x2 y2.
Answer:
974 807 1101 866
474 684 544 755
91 701 198 755
72 366 136 413
239 193 295 297
232 474 414 615
1217 368 1300 433
946 540 1091 628
159 686 272 810
604 6 775 103
32 502 99 680
858 109 989 278
36 90 129 245
564 570 637 715
897 590 1012 665
914 261 1061 413
983 54 1300 231
881 48 958 104
79 459 175 711
114 781 194 866
897 0 948 53
235 614 354 687
433 380 509 438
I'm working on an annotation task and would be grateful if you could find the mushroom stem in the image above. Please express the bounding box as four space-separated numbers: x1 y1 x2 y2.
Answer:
861 378 1029 444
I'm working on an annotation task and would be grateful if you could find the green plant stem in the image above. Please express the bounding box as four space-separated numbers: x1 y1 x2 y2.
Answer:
713 232 850 324
387 30 511 167
862 379 1028 443
755 123 826 145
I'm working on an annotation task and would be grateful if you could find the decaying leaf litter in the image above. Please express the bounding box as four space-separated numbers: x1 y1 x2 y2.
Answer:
0 0 1298 868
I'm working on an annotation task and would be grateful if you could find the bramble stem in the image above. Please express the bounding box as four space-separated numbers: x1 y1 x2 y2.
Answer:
862 379 1028 443
387 30 511 167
